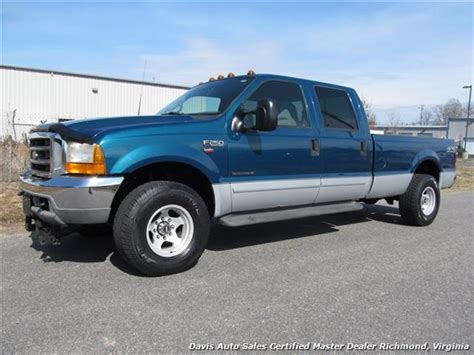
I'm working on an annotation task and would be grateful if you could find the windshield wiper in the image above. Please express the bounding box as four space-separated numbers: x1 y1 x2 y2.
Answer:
186 111 220 116
161 111 184 115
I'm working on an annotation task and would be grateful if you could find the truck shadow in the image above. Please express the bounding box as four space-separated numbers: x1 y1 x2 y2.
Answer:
29 230 145 276
207 203 403 251
30 231 114 264
29 204 402 274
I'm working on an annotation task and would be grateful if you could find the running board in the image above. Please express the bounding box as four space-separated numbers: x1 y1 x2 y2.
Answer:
217 201 363 227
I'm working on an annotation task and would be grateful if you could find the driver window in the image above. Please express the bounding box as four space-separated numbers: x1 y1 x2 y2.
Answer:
241 81 310 129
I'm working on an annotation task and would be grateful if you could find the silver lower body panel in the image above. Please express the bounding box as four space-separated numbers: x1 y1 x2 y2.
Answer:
440 170 456 189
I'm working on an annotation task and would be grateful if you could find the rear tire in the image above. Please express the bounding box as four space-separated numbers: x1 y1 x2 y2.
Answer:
399 174 440 226
113 181 210 276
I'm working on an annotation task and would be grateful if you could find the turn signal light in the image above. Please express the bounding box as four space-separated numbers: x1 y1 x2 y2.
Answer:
66 145 106 175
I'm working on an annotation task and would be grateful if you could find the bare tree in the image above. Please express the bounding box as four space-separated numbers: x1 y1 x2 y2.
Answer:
362 98 377 128
387 111 402 134
388 112 401 126
420 110 433 125
432 98 467 124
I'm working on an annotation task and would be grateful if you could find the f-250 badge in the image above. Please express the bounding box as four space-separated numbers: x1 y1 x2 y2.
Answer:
203 140 224 154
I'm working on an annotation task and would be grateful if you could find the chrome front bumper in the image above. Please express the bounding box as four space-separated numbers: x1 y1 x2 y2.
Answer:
20 172 123 225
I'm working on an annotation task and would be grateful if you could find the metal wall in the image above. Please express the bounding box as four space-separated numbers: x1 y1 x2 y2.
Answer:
374 125 448 139
447 118 474 154
1 66 189 139
447 118 473 141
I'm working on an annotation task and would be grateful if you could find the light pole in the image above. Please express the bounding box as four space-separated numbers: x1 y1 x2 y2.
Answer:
463 85 472 151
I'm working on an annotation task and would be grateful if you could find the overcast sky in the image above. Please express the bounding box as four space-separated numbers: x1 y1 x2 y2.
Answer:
2 1 473 123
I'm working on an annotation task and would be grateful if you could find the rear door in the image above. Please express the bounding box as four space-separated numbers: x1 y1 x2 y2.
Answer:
227 80 322 212
312 86 372 203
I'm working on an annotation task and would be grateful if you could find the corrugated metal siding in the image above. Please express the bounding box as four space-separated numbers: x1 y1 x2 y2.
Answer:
1 66 188 139
448 119 474 141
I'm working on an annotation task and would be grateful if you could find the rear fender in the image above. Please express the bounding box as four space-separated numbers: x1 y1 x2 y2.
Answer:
410 150 442 176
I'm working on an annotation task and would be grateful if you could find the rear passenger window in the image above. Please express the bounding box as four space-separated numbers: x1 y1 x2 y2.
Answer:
315 87 358 130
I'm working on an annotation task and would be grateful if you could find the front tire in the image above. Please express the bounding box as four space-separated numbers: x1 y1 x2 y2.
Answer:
399 174 440 226
113 181 210 276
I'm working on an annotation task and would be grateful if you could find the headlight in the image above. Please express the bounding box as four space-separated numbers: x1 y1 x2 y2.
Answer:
66 142 106 175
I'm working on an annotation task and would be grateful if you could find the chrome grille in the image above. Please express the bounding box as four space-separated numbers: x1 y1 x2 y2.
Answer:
29 132 65 178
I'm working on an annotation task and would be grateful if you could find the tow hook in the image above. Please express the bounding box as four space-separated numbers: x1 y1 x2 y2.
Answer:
25 216 35 232
31 220 63 245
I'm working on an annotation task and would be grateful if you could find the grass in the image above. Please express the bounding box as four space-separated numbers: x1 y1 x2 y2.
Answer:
0 160 472 229
452 159 474 192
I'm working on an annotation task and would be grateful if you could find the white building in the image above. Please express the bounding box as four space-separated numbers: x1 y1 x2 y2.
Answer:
447 118 474 156
373 124 448 139
1 65 189 139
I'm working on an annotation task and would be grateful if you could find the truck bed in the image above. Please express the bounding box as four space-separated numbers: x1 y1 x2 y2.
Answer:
367 134 456 199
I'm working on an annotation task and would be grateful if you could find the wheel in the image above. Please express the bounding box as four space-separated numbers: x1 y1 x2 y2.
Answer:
113 181 210 276
399 174 440 226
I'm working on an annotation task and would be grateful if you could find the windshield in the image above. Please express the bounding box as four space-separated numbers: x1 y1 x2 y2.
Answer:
158 76 254 116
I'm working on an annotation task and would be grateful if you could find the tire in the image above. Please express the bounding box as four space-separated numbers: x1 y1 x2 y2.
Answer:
113 181 210 276
399 174 440 226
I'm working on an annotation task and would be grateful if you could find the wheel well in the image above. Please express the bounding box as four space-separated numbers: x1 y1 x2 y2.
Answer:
109 162 215 223
414 160 440 181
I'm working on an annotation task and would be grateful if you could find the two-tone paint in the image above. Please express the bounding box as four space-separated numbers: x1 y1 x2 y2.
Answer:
58 74 456 219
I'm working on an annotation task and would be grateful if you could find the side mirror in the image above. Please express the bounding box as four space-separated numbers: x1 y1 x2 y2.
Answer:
232 99 278 132
255 99 277 131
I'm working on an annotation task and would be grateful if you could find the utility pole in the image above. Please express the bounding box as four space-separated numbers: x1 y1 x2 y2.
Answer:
419 105 424 125
462 85 472 151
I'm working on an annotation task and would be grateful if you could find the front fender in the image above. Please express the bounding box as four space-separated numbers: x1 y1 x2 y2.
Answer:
103 138 225 183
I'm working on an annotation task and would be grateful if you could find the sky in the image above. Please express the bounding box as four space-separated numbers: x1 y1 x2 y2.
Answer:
2 1 473 123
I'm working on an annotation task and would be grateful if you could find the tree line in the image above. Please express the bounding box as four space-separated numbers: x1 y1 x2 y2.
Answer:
419 98 467 125
362 98 468 127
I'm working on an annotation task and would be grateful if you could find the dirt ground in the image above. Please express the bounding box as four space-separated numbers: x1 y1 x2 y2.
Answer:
0 181 23 227
1 160 472 228
453 159 474 191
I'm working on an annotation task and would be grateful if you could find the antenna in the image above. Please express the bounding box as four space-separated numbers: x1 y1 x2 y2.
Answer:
137 60 147 116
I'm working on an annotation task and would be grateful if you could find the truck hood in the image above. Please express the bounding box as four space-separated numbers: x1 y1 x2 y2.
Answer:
61 115 201 137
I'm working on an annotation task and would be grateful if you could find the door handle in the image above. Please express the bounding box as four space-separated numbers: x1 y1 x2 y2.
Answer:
360 141 368 157
311 139 320 157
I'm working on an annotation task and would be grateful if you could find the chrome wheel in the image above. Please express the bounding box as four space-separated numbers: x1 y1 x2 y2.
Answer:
146 204 194 257
420 186 436 216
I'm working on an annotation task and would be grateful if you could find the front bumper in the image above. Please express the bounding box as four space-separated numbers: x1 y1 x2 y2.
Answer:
20 172 123 226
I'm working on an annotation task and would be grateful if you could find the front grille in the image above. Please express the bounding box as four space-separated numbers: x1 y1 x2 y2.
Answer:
29 132 65 178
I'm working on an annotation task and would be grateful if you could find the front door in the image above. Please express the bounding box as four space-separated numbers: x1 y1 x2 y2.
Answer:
228 80 322 212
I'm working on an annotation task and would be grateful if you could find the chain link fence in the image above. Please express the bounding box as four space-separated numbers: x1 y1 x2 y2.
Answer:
1 110 29 182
